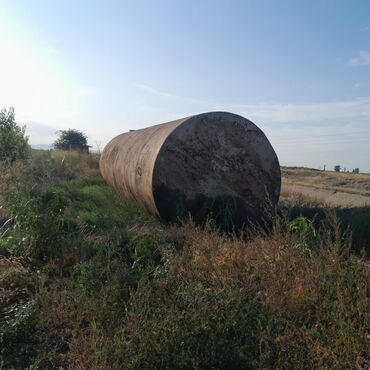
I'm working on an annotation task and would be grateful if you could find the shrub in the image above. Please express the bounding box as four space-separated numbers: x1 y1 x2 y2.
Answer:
53 129 88 152
0 107 29 163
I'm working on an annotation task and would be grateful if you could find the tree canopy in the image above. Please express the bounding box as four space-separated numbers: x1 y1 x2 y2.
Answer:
53 129 89 151
0 107 29 163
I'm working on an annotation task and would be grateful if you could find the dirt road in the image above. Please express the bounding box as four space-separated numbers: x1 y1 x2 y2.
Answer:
282 184 370 207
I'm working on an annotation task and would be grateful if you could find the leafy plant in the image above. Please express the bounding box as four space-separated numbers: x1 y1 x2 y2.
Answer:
289 216 316 238
0 107 29 163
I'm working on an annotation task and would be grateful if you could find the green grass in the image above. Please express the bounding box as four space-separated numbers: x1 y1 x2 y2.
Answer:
0 155 369 369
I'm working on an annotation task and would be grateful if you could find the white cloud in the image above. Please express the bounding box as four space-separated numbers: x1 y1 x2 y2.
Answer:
136 84 174 98
131 83 370 171
354 81 370 88
136 83 211 106
136 84 370 125
224 98 370 124
349 50 370 66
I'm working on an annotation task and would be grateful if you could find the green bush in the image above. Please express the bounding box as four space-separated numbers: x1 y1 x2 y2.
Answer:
0 107 29 163
53 129 88 151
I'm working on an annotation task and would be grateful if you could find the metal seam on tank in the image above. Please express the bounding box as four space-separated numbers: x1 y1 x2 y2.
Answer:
151 116 198 215
133 123 174 214
150 118 191 216
143 123 172 215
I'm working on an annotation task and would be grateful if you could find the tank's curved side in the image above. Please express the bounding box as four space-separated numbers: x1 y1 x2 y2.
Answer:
99 117 189 214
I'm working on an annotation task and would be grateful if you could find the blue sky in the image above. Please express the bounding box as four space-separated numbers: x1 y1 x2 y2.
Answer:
1 0 370 171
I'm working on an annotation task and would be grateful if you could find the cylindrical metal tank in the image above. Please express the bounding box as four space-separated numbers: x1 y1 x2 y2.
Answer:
100 112 281 228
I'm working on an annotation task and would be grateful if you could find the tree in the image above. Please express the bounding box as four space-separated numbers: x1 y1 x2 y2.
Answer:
0 107 29 163
334 165 341 172
53 129 90 152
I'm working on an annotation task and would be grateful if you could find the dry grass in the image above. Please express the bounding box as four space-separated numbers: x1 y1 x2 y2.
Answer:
0 257 36 314
1 156 369 369
50 150 100 176
280 185 328 208
109 222 369 369
282 166 370 196
280 187 370 256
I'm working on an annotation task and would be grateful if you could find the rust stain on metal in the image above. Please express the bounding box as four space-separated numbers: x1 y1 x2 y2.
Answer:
100 112 281 227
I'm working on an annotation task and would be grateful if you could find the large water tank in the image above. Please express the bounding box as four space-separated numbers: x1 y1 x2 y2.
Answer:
100 112 281 228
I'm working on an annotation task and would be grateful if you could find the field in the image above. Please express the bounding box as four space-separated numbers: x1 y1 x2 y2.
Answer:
282 166 370 196
0 151 369 369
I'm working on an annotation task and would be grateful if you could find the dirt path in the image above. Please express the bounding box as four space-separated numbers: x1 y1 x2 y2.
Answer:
282 184 370 207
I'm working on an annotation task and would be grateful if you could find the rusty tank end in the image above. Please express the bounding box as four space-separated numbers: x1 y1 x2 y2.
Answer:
100 112 281 228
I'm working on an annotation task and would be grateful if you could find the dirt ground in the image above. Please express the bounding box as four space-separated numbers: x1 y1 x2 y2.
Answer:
281 167 370 197
281 183 370 207
281 167 370 207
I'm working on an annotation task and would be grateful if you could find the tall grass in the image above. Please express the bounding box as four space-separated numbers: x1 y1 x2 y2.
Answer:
281 190 370 256
0 152 369 369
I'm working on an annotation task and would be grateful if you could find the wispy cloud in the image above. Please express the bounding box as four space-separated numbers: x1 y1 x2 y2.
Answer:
43 46 60 55
76 86 96 98
136 84 174 98
136 84 211 106
134 83 370 171
349 50 370 66
224 98 370 124
136 83 370 125
354 81 370 88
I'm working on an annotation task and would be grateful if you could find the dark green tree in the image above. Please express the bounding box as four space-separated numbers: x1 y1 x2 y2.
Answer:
53 129 89 151
0 107 29 163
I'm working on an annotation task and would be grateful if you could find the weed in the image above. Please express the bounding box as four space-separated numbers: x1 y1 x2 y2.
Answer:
1 156 368 369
